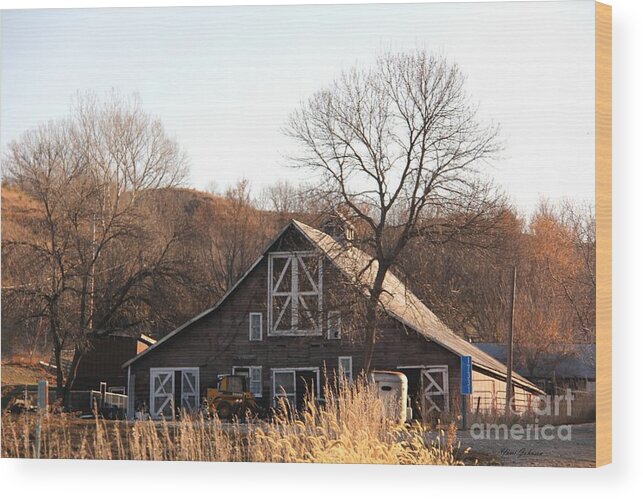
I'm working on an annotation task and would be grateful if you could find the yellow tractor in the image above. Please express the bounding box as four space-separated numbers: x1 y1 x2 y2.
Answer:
205 374 258 421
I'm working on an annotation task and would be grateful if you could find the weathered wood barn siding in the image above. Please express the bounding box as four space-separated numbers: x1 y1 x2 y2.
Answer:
471 369 534 414
73 336 148 391
128 225 466 411
126 222 541 417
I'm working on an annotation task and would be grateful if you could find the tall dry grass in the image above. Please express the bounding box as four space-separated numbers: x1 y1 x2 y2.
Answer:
1 377 463 465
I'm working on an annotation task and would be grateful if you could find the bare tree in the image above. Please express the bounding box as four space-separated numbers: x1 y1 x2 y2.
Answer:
287 51 500 370
2 92 188 402
260 180 299 214
259 180 320 216
204 179 273 294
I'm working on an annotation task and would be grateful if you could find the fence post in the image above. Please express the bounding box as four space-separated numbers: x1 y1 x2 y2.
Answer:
35 380 48 458
461 395 468 430
99 381 107 410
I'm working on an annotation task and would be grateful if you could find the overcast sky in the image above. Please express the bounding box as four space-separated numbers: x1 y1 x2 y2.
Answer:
1 1 595 214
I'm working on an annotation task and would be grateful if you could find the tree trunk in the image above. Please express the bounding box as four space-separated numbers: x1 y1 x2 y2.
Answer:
63 346 83 410
362 265 389 372
52 336 65 401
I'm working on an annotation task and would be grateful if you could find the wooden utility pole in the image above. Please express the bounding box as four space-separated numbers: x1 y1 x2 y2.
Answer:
89 214 96 332
505 266 516 416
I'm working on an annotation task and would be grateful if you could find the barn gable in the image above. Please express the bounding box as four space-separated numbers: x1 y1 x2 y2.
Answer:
123 221 316 368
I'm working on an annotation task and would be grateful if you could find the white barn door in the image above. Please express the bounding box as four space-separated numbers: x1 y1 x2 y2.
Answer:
150 368 200 418
421 366 450 416
150 369 174 419
180 369 200 411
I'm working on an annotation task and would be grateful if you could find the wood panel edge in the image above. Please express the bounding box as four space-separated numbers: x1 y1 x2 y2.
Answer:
595 0 612 468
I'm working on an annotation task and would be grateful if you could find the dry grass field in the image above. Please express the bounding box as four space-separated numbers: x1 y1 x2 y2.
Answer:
1 378 464 465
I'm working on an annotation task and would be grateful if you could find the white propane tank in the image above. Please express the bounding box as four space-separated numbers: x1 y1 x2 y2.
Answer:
371 371 412 424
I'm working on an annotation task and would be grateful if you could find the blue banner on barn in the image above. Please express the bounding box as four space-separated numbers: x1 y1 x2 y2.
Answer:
461 356 473 395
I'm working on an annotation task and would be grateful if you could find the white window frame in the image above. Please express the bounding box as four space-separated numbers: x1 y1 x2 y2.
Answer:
327 310 341 339
271 367 321 407
272 369 297 407
249 312 262 341
267 251 323 336
232 365 263 398
338 356 353 382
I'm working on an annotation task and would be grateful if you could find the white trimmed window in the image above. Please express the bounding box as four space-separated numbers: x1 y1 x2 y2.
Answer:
232 366 263 398
338 356 353 382
273 370 296 407
249 312 262 341
328 311 341 339
268 251 323 335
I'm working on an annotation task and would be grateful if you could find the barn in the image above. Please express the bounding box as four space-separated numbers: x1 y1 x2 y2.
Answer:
73 332 156 392
123 218 542 419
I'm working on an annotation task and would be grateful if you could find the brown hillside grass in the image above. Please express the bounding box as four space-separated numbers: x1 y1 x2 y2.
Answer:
1 361 56 387
1 185 46 242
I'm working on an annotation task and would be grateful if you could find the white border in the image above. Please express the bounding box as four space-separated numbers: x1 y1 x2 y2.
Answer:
1 1 640 498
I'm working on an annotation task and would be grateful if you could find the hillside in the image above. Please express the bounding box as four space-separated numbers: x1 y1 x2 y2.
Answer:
1 361 57 387
1 184 46 245
1 183 277 241
0 183 317 251
0 183 299 358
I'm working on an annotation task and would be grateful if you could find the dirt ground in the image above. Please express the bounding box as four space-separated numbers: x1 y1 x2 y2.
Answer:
456 422 596 467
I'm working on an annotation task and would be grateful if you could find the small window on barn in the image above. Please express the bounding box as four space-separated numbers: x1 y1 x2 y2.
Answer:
249 313 262 341
338 356 353 382
328 311 341 339
249 367 262 397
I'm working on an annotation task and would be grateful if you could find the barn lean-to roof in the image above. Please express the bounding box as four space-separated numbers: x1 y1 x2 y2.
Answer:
123 219 542 392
